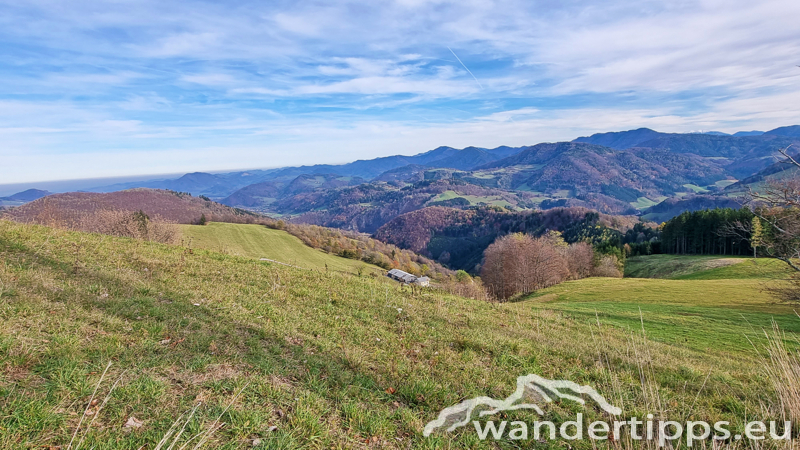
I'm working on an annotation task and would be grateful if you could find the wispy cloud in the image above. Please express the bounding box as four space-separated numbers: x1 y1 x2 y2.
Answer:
0 0 798 183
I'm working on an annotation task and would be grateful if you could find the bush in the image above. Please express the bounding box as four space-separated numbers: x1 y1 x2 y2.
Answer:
593 255 623 278
80 210 180 244
455 270 471 283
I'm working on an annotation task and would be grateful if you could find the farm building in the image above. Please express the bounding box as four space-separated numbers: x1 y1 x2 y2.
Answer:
386 269 430 287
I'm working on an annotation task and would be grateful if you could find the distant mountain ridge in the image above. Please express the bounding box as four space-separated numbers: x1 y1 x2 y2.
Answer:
84 144 530 200
0 189 51 202
0 189 53 207
10 124 799 236
209 125 800 232
764 125 800 137
573 128 667 149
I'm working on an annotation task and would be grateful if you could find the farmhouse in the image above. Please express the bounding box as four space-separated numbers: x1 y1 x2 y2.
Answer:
386 268 430 287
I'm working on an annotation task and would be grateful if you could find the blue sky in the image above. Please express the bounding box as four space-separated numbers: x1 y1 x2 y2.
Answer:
2 0 799 184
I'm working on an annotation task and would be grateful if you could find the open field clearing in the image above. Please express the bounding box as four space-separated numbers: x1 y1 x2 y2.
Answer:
180 222 382 275
526 276 799 355
1 220 798 448
625 254 792 280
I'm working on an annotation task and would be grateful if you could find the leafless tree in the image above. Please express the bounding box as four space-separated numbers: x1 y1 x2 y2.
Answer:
729 145 800 301
564 242 595 279
748 147 800 268
481 233 570 300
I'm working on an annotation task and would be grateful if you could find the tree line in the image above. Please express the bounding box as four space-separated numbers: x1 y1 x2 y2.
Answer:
659 208 754 255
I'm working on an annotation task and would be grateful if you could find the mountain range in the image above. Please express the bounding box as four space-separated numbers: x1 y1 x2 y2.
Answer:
215 125 798 230
5 125 799 230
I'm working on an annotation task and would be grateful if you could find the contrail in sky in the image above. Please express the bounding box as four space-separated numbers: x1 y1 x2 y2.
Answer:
447 46 483 89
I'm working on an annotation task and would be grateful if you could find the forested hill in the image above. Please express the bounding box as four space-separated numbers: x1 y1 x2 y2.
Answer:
374 206 640 272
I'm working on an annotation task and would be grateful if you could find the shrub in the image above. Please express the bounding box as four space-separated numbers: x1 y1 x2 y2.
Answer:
80 210 180 244
593 254 623 278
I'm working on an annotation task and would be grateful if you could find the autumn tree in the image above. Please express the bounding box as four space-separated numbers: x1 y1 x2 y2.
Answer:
564 242 595 279
481 233 569 300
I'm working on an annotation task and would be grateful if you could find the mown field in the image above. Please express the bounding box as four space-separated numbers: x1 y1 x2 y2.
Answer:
625 254 792 280
1 220 798 449
180 222 382 275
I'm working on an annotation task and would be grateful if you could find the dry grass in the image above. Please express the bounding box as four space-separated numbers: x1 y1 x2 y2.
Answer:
761 322 800 427
81 210 181 244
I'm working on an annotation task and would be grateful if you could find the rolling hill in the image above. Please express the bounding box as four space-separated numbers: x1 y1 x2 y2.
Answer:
0 188 52 202
180 222 383 274
222 174 366 208
624 254 792 279
474 142 729 211
1 188 258 225
260 179 535 233
2 219 797 448
640 194 743 222
373 206 638 272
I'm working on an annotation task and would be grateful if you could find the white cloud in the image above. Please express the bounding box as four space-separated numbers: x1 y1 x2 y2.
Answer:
1 0 800 183
181 73 238 86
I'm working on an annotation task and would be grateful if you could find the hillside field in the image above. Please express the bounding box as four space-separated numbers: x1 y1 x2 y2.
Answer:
1 220 798 448
180 222 383 275
625 254 792 280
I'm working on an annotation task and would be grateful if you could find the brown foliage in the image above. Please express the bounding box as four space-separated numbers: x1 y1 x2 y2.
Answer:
374 205 638 258
272 222 453 279
481 233 570 300
564 242 595 279
80 210 180 244
15 206 180 244
592 255 623 278
6 189 262 226
437 276 490 302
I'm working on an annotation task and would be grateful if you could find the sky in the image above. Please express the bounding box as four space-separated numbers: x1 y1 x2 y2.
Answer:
1 0 799 184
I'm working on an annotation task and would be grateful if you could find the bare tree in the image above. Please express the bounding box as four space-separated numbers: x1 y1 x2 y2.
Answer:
731 145 800 301
564 242 594 279
481 233 570 300
747 146 800 270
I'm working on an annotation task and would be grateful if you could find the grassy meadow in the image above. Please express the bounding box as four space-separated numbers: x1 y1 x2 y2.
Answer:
180 222 382 275
625 254 792 280
1 220 798 448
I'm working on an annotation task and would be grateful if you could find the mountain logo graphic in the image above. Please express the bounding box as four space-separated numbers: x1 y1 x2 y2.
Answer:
423 374 622 436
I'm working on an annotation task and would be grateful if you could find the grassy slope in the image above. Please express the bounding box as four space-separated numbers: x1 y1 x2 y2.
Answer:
180 222 382 275
1 221 797 448
527 277 799 355
431 191 512 208
625 254 792 280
